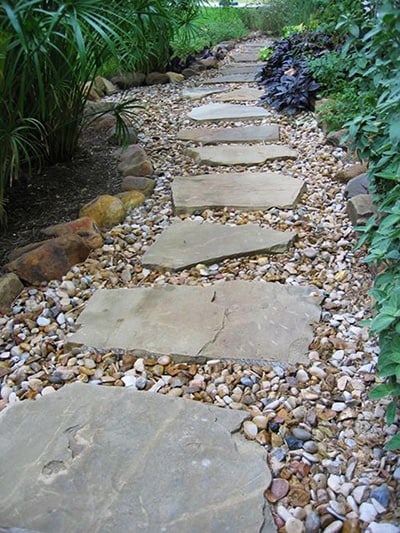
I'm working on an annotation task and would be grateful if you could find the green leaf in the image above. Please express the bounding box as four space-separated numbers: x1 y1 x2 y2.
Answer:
385 434 400 450
370 382 398 399
371 313 396 333
386 401 397 425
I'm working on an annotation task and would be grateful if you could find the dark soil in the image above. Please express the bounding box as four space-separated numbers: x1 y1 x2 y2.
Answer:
0 128 122 268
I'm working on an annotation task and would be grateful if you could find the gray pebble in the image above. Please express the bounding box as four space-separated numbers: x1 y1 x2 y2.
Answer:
292 427 313 441
135 376 147 390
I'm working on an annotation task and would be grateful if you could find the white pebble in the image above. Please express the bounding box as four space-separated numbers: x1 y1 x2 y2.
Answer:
359 502 377 523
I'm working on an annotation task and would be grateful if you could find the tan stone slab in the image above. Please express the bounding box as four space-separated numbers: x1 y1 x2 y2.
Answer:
214 87 263 102
172 172 306 214
177 125 279 144
181 86 229 100
231 53 261 62
68 281 321 364
188 103 269 122
220 64 260 75
142 220 295 270
0 383 274 532
203 74 257 84
186 144 297 166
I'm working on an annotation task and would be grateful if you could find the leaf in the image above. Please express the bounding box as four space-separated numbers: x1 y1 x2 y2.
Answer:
386 401 397 425
370 313 396 333
385 433 400 451
389 114 400 145
369 382 398 399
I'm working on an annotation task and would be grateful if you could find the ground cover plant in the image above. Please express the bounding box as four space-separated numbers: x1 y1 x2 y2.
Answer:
314 0 400 449
256 30 334 114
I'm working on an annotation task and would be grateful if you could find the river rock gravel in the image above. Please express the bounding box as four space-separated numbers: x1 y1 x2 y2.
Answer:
0 38 399 532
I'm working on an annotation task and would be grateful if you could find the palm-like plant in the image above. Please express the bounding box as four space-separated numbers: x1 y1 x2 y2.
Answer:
0 0 202 222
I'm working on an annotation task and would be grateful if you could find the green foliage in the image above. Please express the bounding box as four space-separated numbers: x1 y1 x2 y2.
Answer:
0 0 201 222
172 7 248 59
258 46 274 61
321 0 400 450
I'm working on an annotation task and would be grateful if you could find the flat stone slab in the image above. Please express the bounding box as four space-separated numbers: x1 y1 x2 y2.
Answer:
181 86 228 100
142 220 295 270
231 53 261 62
177 125 279 144
69 281 321 363
188 103 269 122
187 144 298 166
0 383 274 532
203 73 257 84
172 172 306 214
214 87 263 102
220 64 260 75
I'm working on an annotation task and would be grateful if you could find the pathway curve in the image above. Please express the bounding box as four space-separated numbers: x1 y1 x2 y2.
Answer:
0 38 399 533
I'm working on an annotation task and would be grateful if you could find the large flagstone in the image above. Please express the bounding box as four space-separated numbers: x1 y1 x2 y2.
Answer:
181 86 228 100
172 172 306 214
68 281 321 364
220 64 260 75
188 102 269 122
186 144 297 166
214 87 263 102
231 52 261 62
177 124 279 144
203 73 257 84
142 220 295 270
0 383 274 532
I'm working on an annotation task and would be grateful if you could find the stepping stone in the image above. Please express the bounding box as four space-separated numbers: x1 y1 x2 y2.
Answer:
203 73 257 84
214 87 263 102
68 281 321 363
231 53 261 62
188 102 269 122
187 144 298 166
142 220 295 270
220 64 260 75
181 86 228 100
172 172 306 214
177 125 279 144
0 382 274 532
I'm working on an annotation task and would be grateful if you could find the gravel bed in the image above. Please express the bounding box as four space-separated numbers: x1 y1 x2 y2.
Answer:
0 40 399 533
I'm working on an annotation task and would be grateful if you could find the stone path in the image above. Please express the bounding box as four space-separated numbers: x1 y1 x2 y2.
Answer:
141 220 294 270
177 124 279 144
171 172 306 214
172 172 305 214
69 282 321 364
0 383 274 532
0 39 327 533
187 102 269 121
186 144 297 166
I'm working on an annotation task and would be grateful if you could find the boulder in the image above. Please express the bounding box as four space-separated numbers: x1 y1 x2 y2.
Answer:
83 82 102 101
5 235 90 284
116 191 146 210
346 194 377 227
326 129 349 146
181 68 200 79
121 176 155 196
91 113 116 133
217 40 236 51
198 57 219 70
111 72 145 89
335 163 368 183
118 144 153 177
93 76 118 96
79 195 126 229
145 72 169 85
0 273 24 313
41 217 103 249
345 173 370 199
166 71 185 84
106 126 138 146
